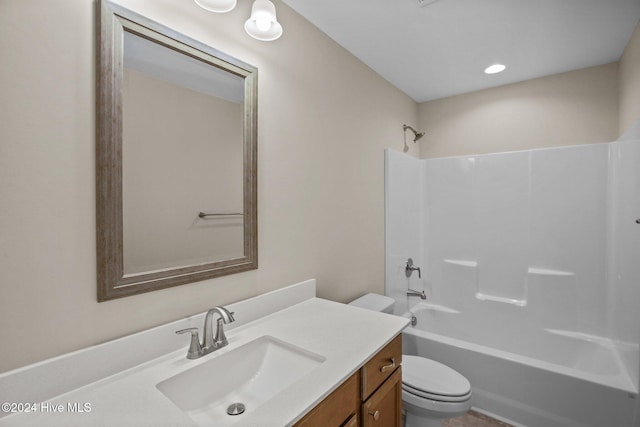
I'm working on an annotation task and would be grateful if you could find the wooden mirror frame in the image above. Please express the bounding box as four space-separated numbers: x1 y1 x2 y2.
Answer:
96 0 257 301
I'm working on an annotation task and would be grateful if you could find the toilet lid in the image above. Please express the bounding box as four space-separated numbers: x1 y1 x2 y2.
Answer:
402 355 471 398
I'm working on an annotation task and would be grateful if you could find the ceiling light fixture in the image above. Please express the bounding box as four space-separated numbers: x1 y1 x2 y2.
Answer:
195 0 283 41
194 0 237 13
484 64 506 74
244 0 283 41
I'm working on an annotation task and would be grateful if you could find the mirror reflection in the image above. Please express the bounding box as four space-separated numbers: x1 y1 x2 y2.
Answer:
122 32 245 275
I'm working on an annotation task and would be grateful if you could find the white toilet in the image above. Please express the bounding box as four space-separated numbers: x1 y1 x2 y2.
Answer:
349 293 472 427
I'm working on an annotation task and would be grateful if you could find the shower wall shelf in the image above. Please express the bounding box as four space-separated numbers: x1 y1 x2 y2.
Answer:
443 259 478 268
527 267 575 277
475 293 527 307
441 259 576 307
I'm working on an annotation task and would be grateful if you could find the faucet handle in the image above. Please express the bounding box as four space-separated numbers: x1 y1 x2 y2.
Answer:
176 328 203 359
405 258 422 278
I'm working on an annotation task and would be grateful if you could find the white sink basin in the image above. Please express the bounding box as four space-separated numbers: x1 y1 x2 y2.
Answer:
156 335 325 426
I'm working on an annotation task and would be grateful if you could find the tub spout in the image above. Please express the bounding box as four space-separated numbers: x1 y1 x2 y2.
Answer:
407 288 426 300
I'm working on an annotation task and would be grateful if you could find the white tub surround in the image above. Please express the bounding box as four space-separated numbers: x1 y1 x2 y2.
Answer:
0 279 409 426
385 135 640 427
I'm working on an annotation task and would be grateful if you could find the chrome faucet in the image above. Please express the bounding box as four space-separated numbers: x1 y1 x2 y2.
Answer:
176 306 235 359
203 306 235 350
407 288 426 300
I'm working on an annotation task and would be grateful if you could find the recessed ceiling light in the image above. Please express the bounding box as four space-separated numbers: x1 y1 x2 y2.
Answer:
484 64 506 74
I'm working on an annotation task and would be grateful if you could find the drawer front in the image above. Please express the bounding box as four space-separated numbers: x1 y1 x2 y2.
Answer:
361 334 402 400
362 367 402 427
342 413 358 427
294 371 360 427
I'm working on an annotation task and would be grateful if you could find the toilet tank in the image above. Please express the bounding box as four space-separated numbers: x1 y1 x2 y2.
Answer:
349 293 395 314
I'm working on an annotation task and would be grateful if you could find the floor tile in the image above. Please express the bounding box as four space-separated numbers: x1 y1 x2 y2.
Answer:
443 410 514 427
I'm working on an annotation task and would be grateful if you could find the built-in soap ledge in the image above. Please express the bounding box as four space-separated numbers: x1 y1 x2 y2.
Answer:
443 259 478 268
527 267 575 277
475 293 527 307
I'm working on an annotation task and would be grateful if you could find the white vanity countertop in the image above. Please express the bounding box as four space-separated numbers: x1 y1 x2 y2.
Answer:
0 297 408 427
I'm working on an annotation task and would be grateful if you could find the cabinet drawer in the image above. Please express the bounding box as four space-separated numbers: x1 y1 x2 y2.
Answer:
362 367 402 427
342 413 358 427
294 371 360 427
361 334 402 400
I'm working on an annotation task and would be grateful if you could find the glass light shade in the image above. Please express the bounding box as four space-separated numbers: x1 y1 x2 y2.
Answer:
194 0 237 13
244 0 283 41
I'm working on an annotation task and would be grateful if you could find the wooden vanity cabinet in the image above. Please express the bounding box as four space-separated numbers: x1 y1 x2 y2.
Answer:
343 413 359 427
360 334 402 426
293 334 402 427
361 368 402 427
293 371 360 427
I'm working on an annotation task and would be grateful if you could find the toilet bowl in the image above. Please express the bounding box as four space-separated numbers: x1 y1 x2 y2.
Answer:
349 293 472 427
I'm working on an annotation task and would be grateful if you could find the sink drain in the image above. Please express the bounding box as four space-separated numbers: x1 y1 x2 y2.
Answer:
227 402 246 416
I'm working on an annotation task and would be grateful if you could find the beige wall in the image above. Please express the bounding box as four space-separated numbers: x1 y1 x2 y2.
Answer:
620 21 640 135
0 0 418 373
418 63 620 158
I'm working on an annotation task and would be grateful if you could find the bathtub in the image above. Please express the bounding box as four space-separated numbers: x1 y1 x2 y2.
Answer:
401 302 639 427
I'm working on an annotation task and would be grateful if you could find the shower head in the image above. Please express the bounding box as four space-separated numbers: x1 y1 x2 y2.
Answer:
403 124 425 142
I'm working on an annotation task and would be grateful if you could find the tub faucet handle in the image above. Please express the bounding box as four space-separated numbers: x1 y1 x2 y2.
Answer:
405 258 421 278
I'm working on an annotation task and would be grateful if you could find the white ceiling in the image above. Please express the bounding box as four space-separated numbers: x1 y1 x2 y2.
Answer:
280 0 640 102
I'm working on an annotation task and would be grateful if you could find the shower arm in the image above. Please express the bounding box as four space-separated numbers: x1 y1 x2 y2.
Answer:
403 124 425 142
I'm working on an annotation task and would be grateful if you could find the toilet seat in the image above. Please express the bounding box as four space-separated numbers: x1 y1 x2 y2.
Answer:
403 383 472 402
402 355 472 403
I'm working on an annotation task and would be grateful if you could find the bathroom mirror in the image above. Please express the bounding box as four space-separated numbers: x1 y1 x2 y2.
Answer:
97 0 258 301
